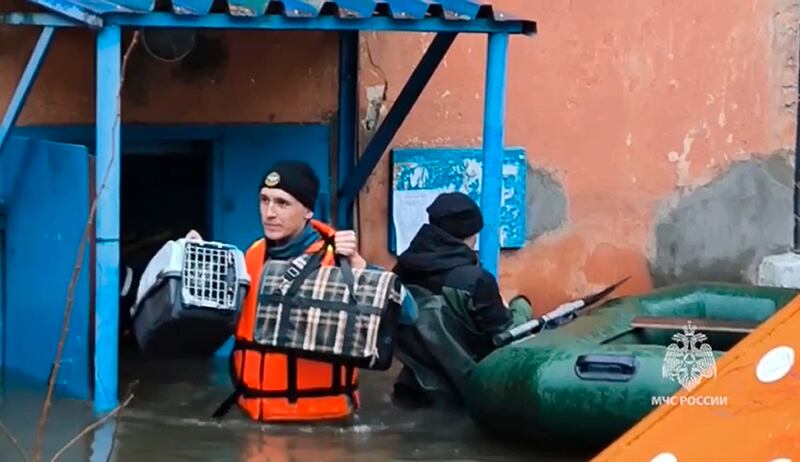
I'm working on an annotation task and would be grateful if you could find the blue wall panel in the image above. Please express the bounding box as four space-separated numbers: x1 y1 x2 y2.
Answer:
390 146 527 255
0 219 4 369
1 135 91 399
0 137 31 373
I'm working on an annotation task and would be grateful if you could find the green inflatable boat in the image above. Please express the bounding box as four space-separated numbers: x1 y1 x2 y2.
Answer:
465 282 798 448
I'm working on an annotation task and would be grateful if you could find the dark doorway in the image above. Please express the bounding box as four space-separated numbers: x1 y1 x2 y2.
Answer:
119 145 212 356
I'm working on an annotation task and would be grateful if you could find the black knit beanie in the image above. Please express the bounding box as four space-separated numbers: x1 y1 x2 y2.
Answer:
426 192 484 239
260 161 320 210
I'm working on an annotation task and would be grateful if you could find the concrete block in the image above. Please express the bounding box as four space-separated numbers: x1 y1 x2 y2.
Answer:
757 252 800 288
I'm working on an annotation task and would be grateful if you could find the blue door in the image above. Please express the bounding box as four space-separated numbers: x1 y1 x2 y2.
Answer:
0 136 92 399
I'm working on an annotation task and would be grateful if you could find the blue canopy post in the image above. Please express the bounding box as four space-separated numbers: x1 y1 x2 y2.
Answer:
479 32 509 277
94 24 122 415
336 30 359 230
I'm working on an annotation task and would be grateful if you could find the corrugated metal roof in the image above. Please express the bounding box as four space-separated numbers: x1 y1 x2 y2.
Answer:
24 0 535 34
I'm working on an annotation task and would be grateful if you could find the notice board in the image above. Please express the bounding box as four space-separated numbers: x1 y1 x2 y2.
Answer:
389 147 527 255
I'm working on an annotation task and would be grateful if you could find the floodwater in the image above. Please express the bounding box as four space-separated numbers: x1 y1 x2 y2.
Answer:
0 358 593 462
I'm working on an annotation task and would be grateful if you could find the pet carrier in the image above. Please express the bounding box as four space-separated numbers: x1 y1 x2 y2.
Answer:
131 238 250 356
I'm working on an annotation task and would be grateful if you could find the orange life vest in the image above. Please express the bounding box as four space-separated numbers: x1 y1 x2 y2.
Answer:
227 220 360 422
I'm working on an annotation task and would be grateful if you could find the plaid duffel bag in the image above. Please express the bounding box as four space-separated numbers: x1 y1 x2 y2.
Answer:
252 248 403 371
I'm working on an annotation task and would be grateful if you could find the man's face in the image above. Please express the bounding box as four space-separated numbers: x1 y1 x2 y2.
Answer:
259 187 313 242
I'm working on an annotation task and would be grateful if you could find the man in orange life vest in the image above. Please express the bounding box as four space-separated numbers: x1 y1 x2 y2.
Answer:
188 161 373 422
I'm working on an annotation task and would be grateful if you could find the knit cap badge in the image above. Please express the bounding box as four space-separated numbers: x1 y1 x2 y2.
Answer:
264 172 281 187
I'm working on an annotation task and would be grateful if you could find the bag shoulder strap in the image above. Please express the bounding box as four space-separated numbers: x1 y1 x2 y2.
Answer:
280 250 325 298
277 232 354 299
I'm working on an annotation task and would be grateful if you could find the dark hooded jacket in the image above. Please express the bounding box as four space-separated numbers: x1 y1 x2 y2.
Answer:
391 224 531 408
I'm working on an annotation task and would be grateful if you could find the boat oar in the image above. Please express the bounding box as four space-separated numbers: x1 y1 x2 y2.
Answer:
493 276 631 347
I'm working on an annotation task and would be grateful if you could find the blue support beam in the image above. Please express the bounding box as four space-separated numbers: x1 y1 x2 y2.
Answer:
337 32 456 218
24 0 102 26
0 26 55 155
336 30 359 230
106 13 532 34
478 32 508 277
94 25 121 415
0 13 81 27
0 12 536 35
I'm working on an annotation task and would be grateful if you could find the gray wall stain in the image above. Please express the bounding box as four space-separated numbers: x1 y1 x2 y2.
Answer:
649 152 794 286
525 164 568 242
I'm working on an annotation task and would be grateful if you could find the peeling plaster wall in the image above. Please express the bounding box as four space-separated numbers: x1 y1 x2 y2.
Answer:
650 153 794 286
2 0 799 314
355 0 800 313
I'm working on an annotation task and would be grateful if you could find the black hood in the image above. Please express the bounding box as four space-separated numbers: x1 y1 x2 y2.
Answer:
396 224 478 274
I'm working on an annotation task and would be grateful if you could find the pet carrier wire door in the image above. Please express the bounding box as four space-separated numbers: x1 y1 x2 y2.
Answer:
132 238 250 356
181 242 244 311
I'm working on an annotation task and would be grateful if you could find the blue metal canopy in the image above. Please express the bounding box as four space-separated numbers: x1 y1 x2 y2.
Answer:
9 0 536 33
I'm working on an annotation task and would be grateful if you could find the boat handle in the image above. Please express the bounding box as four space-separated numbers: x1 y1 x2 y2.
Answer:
574 354 638 382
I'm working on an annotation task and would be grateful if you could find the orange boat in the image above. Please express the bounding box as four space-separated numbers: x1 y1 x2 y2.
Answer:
592 293 800 461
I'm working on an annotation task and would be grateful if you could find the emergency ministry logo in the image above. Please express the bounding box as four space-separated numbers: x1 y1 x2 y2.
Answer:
662 321 717 391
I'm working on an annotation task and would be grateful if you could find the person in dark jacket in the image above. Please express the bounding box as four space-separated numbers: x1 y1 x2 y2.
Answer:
391 192 532 409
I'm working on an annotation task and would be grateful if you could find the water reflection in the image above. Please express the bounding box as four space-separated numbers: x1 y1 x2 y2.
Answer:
1 358 590 462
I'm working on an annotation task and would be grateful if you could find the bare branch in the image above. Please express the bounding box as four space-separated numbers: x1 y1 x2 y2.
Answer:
0 420 29 462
